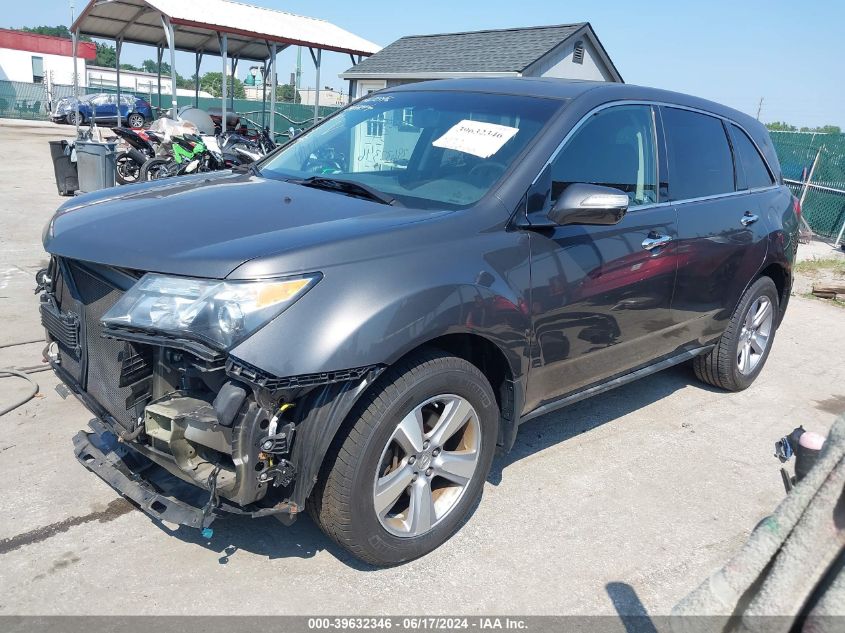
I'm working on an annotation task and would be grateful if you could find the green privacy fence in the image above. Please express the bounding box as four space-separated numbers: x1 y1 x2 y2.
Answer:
0 79 55 119
0 79 340 133
770 131 845 238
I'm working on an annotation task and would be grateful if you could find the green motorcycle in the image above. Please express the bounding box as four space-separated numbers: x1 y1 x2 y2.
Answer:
139 134 224 181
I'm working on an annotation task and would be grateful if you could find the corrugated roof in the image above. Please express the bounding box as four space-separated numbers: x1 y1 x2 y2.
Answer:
341 24 586 76
72 0 381 61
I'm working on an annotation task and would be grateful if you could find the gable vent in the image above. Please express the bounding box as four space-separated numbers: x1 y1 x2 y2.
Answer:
573 40 585 64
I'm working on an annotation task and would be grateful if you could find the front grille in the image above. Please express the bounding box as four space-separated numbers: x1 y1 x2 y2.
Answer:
52 259 152 430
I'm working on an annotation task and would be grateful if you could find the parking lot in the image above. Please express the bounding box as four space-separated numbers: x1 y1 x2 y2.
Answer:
0 119 843 616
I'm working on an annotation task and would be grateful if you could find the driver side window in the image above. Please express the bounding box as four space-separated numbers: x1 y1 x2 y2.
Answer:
551 105 658 207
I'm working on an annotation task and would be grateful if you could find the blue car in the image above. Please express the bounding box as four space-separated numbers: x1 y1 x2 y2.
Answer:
51 93 152 129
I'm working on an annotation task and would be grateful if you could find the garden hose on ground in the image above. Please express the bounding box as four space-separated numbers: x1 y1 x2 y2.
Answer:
0 370 40 417
0 339 47 417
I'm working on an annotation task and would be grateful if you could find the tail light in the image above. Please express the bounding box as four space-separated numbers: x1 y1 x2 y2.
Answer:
792 196 802 219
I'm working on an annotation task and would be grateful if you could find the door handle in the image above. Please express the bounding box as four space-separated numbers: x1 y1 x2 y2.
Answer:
741 212 759 226
641 234 673 251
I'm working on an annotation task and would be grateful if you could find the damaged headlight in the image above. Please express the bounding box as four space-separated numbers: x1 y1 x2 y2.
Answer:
101 273 320 349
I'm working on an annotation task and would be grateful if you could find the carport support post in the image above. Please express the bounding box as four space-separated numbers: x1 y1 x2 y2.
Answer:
72 29 80 137
194 51 203 108
261 59 268 128
156 45 163 113
115 37 123 128
269 42 277 139
219 33 228 133
230 56 239 113
309 47 321 126
167 24 177 118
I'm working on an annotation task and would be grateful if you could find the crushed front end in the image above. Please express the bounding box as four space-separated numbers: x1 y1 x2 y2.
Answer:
39 257 381 534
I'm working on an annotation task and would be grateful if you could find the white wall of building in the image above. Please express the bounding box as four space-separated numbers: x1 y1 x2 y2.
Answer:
298 87 346 106
87 65 172 95
0 47 86 86
86 66 213 98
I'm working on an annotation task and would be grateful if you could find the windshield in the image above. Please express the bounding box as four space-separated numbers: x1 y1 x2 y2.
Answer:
259 90 562 209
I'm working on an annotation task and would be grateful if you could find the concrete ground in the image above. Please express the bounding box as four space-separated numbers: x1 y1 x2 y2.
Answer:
1 120 843 616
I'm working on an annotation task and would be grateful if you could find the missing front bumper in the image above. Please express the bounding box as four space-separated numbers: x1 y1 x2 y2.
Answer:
73 419 299 534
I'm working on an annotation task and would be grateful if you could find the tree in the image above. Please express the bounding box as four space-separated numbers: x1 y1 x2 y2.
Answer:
766 121 797 132
95 43 116 67
275 83 300 104
800 124 841 135
199 72 246 99
140 59 170 75
20 25 72 38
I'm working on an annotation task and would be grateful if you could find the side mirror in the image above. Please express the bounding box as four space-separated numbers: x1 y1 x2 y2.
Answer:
548 183 629 226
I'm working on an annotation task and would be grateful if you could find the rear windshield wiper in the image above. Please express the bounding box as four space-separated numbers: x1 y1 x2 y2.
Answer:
287 176 401 206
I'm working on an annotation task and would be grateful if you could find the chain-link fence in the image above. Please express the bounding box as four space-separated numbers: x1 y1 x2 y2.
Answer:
0 78 340 135
770 131 845 240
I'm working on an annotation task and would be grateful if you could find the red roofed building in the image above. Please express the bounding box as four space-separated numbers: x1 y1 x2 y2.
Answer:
0 28 96 86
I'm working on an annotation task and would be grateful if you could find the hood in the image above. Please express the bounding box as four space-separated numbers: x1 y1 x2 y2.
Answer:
44 172 440 279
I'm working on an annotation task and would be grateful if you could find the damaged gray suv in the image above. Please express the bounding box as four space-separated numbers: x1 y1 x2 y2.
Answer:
40 78 799 565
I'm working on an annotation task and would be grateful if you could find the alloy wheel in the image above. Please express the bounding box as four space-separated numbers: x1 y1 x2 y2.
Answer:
737 296 774 374
373 394 481 538
128 113 144 129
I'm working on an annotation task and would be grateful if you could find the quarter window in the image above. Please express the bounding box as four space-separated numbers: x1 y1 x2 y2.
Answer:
730 123 774 190
662 107 734 201
551 104 658 207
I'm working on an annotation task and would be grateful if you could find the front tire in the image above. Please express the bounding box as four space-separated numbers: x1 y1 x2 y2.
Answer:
114 151 144 185
309 349 499 566
65 111 81 125
693 276 779 391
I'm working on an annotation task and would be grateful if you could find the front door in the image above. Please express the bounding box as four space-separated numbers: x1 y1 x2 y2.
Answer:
89 94 116 123
661 107 771 345
525 104 679 412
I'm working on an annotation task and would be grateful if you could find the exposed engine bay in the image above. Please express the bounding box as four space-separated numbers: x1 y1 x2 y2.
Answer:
39 256 381 534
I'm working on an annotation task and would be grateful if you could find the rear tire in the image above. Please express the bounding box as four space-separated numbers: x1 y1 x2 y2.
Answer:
127 112 145 129
693 276 779 392
308 349 499 566
139 157 176 181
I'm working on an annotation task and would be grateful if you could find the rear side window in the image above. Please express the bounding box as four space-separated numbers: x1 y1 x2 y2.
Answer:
552 104 658 207
729 124 774 190
662 107 734 201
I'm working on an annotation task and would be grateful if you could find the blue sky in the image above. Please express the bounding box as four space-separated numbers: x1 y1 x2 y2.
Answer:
5 0 844 127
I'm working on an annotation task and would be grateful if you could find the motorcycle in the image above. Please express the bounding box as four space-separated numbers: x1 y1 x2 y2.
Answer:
220 126 277 166
139 134 225 181
111 127 163 185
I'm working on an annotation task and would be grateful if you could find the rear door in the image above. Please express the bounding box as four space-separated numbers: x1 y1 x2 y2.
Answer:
525 104 679 412
662 106 770 345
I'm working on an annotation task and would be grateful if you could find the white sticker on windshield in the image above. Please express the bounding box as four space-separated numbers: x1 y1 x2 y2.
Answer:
432 120 519 159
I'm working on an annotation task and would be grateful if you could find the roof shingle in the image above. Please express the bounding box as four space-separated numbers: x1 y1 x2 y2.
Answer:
342 23 587 76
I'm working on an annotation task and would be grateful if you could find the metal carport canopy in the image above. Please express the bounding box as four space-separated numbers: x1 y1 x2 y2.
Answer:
72 0 380 60
70 0 379 135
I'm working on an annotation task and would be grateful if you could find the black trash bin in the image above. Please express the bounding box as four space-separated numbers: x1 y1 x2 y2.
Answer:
48 140 78 196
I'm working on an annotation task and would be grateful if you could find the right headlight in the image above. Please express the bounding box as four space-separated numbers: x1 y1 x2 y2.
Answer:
102 272 321 349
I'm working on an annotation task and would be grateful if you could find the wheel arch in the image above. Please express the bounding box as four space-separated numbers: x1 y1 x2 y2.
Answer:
755 261 791 325
290 332 523 509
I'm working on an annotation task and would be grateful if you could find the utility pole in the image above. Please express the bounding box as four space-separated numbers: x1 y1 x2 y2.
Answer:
756 97 764 120
295 46 302 103
70 1 75 24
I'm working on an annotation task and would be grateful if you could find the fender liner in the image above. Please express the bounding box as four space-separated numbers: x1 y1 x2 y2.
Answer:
288 366 385 507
